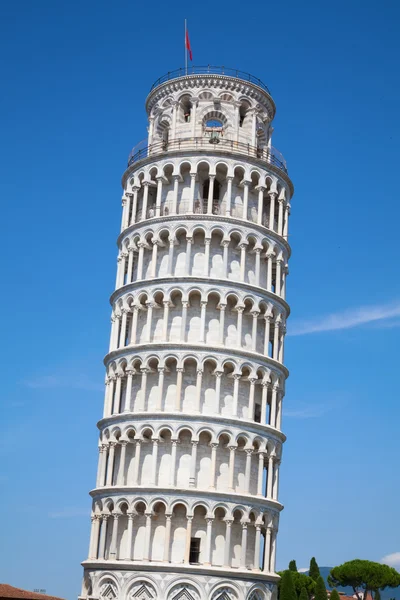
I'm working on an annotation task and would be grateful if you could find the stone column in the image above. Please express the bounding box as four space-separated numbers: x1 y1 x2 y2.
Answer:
232 374 241 417
145 301 154 343
169 440 178 486
214 370 223 413
195 370 203 413
236 306 244 347
203 239 211 277
156 367 165 411
207 175 215 214
131 188 139 225
239 243 247 282
242 181 249 220
204 518 214 565
133 440 142 485
226 176 233 216
257 451 265 496
255 248 261 286
138 367 148 411
106 442 116 486
113 374 122 413
244 449 253 493
284 202 290 240
98 514 109 560
270 385 278 428
261 381 269 425
118 441 128 485
184 516 193 564
130 306 139 345
121 196 127 231
126 513 135 560
222 241 229 278
189 173 196 213
167 239 175 275
189 440 198 487
264 315 272 356
251 310 259 352
218 304 226 345
248 378 256 419
119 310 128 348
99 444 108 487
127 247 134 283
109 513 120 560
199 301 207 342
273 460 281 500
228 445 236 491
270 529 278 572
96 445 105 486
269 192 276 231
141 182 149 220
266 252 274 292
209 443 218 489
276 259 283 296
162 301 170 341
267 455 275 498
273 318 281 360
150 439 159 485
136 243 145 280
172 175 179 214
224 519 233 567
163 514 172 562
240 521 248 567
278 198 284 235
89 515 101 559
175 367 184 411
150 240 158 278
254 524 261 571
257 187 265 225
180 300 189 342
124 370 133 412
263 526 272 571
185 237 193 276
143 513 152 561
155 177 163 217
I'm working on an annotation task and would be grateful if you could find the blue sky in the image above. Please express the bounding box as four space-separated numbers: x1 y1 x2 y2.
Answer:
1 0 400 598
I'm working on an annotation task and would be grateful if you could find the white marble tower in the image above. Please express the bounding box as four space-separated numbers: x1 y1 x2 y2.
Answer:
80 66 294 600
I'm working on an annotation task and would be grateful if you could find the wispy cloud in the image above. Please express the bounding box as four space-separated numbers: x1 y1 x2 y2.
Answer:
22 374 103 392
284 403 334 419
48 508 90 519
298 568 309 573
289 301 400 336
381 552 400 568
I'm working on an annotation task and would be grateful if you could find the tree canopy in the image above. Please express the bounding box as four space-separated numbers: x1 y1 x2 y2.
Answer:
299 588 309 600
310 557 321 581
315 576 328 600
328 560 400 600
278 570 316 598
280 570 297 600
289 560 298 572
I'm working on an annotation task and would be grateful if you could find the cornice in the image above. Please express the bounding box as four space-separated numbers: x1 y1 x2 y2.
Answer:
81 559 280 582
97 411 287 444
104 342 289 379
110 276 291 317
89 485 283 512
117 213 292 258
121 147 294 197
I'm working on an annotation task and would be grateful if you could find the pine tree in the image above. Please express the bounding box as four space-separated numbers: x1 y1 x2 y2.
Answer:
330 589 340 600
280 570 297 600
299 587 309 600
309 557 320 581
289 560 298 572
315 576 328 600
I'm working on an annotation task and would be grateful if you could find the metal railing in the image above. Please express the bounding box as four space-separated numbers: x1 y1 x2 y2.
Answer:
127 137 287 174
150 66 271 94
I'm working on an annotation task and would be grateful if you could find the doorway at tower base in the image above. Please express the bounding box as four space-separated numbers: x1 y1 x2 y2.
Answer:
80 568 278 600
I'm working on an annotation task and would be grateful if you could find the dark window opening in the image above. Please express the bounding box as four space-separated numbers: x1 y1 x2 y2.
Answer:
254 403 261 423
189 537 201 563
202 178 221 201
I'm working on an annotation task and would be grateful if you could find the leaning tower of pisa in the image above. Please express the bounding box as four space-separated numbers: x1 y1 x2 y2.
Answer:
80 66 293 600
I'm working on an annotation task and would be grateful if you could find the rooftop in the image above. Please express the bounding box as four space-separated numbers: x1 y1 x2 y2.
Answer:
0 585 64 600
150 65 271 94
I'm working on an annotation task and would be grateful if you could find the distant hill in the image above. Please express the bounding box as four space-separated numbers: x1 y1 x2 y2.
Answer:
306 567 400 600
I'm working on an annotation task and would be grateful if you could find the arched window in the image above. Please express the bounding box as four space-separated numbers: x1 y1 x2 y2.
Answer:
202 178 221 202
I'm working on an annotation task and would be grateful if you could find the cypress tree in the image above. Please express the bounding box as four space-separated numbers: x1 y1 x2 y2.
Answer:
310 557 320 581
330 589 340 600
280 570 297 600
375 591 381 600
299 587 309 600
315 576 328 600
289 560 298 572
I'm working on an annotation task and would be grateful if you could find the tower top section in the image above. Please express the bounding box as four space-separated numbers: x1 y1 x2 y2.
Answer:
146 65 276 119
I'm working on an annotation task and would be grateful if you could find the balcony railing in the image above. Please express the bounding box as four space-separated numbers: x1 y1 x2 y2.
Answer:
150 66 271 95
127 137 287 174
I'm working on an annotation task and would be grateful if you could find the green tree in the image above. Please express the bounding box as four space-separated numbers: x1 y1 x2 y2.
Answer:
299 587 309 600
278 571 316 598
375 591 381 600
328 560 400 600
315 576 328 600
289 560 298 572
330 589 341 600
280 570 297 600
310 557 321 581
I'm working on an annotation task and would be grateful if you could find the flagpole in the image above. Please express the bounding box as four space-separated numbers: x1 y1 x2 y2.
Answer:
184 18 188 75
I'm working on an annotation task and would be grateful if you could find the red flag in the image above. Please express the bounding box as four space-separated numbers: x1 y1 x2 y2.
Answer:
186 29 193 61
